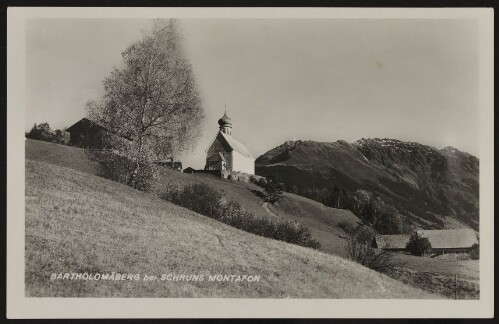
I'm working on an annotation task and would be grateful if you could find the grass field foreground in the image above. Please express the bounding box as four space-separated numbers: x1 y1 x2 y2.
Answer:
25 139 478 298
25 159 438 298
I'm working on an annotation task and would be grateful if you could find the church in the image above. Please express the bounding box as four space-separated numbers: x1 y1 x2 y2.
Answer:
205 111 255 175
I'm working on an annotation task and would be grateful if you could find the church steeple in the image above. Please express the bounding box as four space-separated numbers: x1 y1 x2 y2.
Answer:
218 106 232 136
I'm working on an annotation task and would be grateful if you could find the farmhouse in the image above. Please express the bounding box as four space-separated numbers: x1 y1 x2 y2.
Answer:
66 118 132 149
66 118 108 148
417 229 478 254
154 158 182 171
372 229 478 254
205 111 254 175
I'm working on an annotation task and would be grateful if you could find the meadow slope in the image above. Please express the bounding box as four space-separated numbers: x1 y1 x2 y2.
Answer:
25 159 437 298
26 139 361 257
25 140 478 298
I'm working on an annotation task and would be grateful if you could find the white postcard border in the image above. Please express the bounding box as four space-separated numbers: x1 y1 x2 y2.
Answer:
7 7 494 319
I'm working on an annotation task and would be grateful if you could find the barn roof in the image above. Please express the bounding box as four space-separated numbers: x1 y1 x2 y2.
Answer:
374 234 410 249
67 118 133 141
375 229 478 250
66 118 106 132
416 229 478 249
219 132 253 159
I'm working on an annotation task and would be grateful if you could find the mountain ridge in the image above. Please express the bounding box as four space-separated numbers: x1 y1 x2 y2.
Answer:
255 138 479 232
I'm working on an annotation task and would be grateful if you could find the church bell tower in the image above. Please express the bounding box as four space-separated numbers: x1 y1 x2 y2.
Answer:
218 110 232 136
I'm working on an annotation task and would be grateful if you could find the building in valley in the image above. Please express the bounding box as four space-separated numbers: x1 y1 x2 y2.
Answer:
372 229 479 255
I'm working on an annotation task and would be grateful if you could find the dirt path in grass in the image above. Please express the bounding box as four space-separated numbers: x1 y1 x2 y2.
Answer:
261 202 281 219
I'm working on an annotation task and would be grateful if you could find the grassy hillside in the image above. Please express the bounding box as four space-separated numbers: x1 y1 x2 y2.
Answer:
26 139 360 257
25 159 437 298
25 140 478 298
25 139 101 175
152 169 360 256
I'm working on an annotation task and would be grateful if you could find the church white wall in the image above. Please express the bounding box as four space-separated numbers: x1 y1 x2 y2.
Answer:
231 150 255 175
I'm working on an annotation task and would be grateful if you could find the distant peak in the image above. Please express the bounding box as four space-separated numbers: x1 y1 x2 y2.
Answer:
442 146 459 152
441 146 474 157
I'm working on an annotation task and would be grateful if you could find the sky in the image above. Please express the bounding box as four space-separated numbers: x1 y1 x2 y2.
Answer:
26 18 479 168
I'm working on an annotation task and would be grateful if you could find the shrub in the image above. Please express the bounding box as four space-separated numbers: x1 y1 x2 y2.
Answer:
346 226 402 274
405 232 432 256
373 210 403 235
52 129 70 145
25 122 70 145
161 183 320 249
26 122 53 141
469 243 479 260
255 177 267 188
86 149 158 192
264 176 284 204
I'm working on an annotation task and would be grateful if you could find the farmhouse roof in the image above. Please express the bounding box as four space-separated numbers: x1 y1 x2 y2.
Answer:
219 132 253 159
416 229 478 249
374 234 410 249
67 118 133 141
66 118 107 132
375 229 478 250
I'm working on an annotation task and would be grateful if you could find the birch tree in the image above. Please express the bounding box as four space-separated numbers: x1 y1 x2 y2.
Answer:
86 19 204 189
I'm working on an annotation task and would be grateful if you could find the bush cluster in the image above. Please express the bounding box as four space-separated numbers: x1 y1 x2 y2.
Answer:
250 176 268 188
161 182 320 249
346 226 403 274
25 122 69 145
87 149 157 192
263 177 285 204
348 190 404 234
469 243 479 260
405 232 432 256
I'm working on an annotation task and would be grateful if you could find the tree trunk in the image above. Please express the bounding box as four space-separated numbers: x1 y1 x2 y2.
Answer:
130 135 144 189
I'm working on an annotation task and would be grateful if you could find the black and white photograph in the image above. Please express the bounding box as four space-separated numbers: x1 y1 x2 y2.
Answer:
7 7 494 319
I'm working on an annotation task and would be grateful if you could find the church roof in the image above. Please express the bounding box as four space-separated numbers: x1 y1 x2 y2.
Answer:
219 132 253 159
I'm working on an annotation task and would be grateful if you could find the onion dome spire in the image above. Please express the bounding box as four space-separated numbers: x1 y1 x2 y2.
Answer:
218 104 232 135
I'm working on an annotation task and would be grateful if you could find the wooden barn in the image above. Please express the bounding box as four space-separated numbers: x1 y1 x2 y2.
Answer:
154 158 182 171
66 118 108 148
417 229 478 254
372 229 478 255
66 118 132 149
